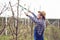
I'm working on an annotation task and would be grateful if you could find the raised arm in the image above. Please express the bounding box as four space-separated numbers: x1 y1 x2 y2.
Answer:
32 13 37 18
24 12 43 25
27 15 44 25
28 11 37 18
24 12 37 23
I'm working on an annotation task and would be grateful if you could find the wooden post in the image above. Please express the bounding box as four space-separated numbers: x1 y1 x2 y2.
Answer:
5 17 7 35
58 19 59 28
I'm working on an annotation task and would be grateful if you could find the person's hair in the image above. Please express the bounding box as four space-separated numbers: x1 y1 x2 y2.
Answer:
42 16 45 20
40 13 45 20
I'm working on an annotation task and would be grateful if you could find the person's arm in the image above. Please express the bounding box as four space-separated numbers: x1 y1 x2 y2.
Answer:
24 12 43 25
27 15 37 22
28 11 37 18
24 12 35 22
24 12 37 23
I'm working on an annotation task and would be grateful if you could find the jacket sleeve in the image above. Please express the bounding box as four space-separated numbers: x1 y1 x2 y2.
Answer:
32 13 37 18
27 15 36 22
27 15 43 25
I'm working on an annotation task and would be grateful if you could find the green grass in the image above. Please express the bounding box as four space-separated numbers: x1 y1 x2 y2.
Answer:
0 35 12 40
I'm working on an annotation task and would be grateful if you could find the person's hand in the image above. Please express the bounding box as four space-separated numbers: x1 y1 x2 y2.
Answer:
24 12 28 16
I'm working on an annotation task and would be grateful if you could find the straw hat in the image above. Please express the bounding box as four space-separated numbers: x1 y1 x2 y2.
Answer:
41 11 46 17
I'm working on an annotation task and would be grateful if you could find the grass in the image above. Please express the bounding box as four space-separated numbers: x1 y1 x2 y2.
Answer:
0 25 60 40
0 35 12 40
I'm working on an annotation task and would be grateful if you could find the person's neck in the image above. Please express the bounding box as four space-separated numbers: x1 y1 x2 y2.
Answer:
38 18 42 20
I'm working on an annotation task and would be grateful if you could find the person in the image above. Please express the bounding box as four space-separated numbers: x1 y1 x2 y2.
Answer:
24 10 46 40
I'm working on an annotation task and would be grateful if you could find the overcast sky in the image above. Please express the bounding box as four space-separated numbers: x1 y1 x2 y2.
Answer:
0 0 60 19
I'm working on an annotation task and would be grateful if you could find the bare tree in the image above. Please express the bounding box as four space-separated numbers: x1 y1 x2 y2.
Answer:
0 4 8 35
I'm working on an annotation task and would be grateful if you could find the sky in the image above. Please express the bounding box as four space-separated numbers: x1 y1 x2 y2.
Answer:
0 0 60 19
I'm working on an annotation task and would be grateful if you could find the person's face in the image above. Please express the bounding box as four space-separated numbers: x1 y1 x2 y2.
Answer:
37 13 42 19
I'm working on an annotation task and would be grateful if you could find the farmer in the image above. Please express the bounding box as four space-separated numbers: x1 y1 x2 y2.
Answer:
24 10 46 40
